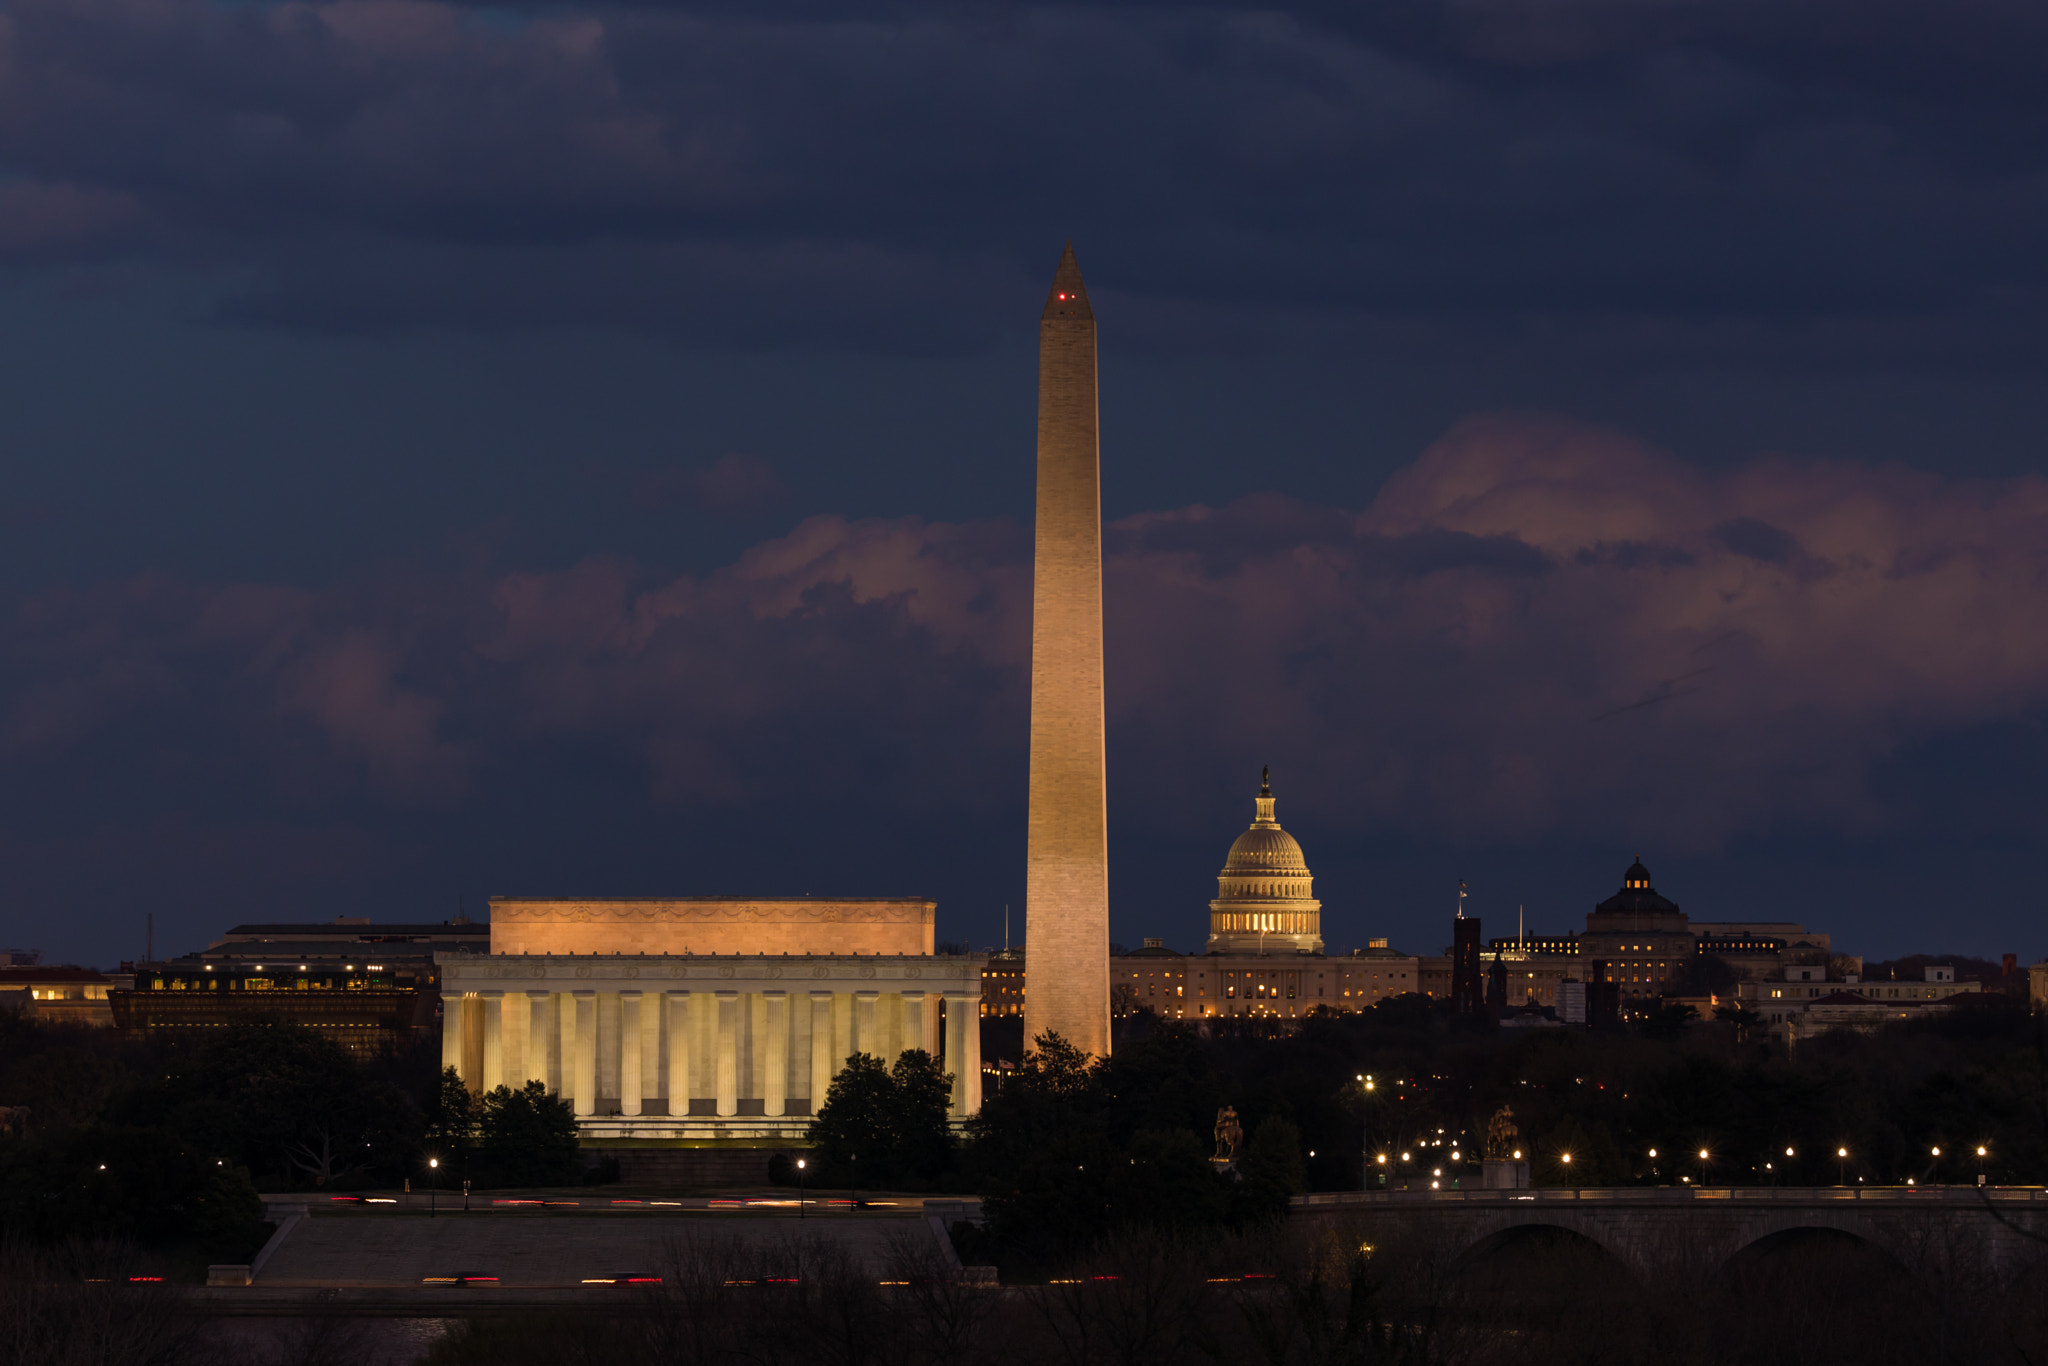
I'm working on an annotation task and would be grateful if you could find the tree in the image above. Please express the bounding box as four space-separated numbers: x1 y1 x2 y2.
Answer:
474 1081 580 1188
0 1047 133 1134
163 1023 421 1188
1714 1002 1763 1043
1673 954 1740 999
1642 1000 1699 1041
888 1050 956 1182
809 1050 956 1188
426 1065 477 1170
1236 1116 1307 1222
810 1053 893 1190
0 1124 263 1253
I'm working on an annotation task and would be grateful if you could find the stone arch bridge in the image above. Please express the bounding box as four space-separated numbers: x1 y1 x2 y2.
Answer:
1291 1187 2048 1284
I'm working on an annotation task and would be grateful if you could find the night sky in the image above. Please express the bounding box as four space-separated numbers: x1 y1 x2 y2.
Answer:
5 0 2048 968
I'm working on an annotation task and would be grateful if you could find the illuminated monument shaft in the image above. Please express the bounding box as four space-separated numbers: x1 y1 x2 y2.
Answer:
1024 244 1111 1060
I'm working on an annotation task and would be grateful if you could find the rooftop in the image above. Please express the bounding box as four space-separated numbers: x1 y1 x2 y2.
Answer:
0 966 113 983
215 920 489 944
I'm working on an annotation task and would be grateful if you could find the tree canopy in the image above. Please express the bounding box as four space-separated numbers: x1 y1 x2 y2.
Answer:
808 1049 956 1189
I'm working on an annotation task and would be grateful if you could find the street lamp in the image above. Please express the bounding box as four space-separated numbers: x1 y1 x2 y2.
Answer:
797 1157 807 1218
1356 1075 1376 1192
1696 1148 1710 1186
428 1157 439 1218
1977 1145 1988 1186
1836 1147 1848 1186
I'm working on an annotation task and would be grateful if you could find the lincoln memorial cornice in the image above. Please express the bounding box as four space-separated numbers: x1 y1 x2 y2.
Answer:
442 954 980 985
489 898 937 924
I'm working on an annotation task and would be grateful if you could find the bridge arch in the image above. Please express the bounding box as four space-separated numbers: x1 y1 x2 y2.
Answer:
1717 1207 1893 1270
1456 1210 1644 1282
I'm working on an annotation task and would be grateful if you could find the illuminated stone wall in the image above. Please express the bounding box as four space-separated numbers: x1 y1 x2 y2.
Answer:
487 898 935 958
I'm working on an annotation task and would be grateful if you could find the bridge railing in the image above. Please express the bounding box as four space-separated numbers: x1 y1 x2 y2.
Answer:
1293 1186 2048 1209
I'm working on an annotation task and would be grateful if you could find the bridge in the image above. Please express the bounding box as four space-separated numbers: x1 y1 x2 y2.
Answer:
1291 1186 2048 1284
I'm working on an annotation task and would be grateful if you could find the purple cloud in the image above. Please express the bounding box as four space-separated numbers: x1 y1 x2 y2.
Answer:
7 415 2048 865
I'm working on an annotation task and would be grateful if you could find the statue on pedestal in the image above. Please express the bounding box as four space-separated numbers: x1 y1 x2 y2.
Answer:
1213 1105 1244 1168
1483 1105 1519 1160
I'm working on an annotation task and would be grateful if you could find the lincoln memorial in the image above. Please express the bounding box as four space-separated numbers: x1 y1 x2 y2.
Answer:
437 898 986 1141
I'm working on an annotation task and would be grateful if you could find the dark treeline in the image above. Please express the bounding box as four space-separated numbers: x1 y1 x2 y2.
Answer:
1091 992 2048 1194
0 1012 580 1265
912 991 2048 1271
7 984 2047 1293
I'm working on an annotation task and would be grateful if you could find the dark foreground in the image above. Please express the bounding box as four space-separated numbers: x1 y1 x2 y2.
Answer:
15 1200 2048 1366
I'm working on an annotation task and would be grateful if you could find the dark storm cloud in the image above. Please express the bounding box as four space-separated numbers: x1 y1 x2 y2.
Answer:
3 0 2048 342
1108 494 1549 579
1711 515 1799 563
9 414 2048 886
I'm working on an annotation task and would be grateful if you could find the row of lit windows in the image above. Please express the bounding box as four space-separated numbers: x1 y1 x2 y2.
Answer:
148 976 398 992
1213 913 1313 932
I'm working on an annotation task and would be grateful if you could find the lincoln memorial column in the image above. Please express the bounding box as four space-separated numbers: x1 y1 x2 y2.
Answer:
641 991 663 1112
526 991 551 1087
944 991 976 1117
556 993 574 1095
883 994 904 1062
500 991 527 1086
961 994 982 1114
853 991 878 1058
665 991 691 1117
572 990 597 1117
480 990 504 1092
620 991 644 1117
441 991 466 1082
596 991 621 1113
763 991 789 1117
831 992 851 1072
809 991 834 1109
901 991 927 1061
461 997 485 1092
715 991 739 1117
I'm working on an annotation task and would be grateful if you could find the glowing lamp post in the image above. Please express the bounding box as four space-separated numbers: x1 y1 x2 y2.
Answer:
1977 1145 1989 1186
428 1157 439 1218
1356 1075 1376 1192
1837 1147 1848 1186
1696 1149 1710 1186
797 1158 807 1219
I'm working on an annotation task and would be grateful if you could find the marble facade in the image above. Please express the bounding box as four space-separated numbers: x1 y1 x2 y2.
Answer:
437 897 985 1138
438 954 985 1139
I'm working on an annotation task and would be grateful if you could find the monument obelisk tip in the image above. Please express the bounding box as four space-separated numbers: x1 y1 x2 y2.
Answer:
1042 242 1094 321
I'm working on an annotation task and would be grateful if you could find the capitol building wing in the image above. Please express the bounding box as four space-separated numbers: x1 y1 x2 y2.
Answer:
438 898 985 1140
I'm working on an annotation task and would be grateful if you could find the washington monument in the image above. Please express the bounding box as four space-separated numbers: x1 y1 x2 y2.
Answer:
1024 243 1111 1059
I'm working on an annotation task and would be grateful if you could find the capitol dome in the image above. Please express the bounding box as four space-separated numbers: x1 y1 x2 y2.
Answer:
1207 768 1324 955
